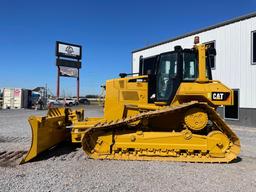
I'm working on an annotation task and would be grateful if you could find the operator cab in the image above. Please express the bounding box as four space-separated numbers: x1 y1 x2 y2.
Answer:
139 46 214 104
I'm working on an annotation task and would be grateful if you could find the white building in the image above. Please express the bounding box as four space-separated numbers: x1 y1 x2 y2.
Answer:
132 12 256 127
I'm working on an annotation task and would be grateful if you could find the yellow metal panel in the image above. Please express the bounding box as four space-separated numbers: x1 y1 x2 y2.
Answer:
196 44 208 82
104 76 148 121
173 81 233 106
121 91 139 100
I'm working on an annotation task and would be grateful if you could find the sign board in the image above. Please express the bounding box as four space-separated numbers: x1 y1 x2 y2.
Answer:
56 58 81 68
59 66 78 78
56 41 82 60
55 41 82 99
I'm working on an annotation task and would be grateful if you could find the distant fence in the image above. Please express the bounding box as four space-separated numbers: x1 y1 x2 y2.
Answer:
86 98 104 102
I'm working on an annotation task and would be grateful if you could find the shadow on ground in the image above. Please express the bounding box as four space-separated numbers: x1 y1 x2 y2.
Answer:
25 141 82 163
230 156 242 163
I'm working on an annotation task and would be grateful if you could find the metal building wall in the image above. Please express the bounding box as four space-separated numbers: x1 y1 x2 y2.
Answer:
132 17 256 109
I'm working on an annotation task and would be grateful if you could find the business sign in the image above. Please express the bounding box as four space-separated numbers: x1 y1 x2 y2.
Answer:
59 66 78 78
56 58 81 68
56 41 82 59
55 41 82 99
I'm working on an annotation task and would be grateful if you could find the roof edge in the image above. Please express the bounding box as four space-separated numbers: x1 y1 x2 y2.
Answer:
132 12 256 53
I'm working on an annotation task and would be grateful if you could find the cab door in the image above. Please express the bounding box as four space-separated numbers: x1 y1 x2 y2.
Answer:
156 52 182 104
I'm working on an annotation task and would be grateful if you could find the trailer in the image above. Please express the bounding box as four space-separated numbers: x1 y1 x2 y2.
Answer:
2 88 32 109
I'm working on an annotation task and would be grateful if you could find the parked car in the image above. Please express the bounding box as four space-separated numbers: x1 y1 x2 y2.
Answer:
66 98 78 106
79 98 90 105
57 98 78 106
47 99 61 107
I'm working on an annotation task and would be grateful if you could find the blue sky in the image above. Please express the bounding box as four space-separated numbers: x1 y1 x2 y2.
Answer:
0 0 255 96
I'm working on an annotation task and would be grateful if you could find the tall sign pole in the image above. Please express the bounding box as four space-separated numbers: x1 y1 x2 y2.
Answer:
55 41 82 99
56 65 60 98
77 68 80 100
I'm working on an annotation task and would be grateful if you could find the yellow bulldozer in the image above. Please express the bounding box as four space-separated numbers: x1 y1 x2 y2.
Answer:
21 41 240 164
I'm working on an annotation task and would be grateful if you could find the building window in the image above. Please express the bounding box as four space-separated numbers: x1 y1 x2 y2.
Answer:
251 31 256 65
204 41 216 69
224 89 239 120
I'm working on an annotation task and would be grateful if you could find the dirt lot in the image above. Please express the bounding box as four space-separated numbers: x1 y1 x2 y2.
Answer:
0 105 256 192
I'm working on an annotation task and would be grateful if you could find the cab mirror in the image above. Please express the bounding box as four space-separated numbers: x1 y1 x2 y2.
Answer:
207 47 216 56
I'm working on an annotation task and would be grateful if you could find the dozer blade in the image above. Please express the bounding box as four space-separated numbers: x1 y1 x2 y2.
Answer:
21 108 70 164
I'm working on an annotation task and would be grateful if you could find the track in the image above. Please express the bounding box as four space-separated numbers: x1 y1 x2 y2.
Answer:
30 144 87 162
0 136 30 143
0 135 30 166
82 101 240 163
0 148 86 166
0 150 27 167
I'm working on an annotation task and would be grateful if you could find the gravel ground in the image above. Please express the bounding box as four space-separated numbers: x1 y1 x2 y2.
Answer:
0 105 255 192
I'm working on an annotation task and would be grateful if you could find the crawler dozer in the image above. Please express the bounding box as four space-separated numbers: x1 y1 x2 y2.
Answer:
21 42 240 164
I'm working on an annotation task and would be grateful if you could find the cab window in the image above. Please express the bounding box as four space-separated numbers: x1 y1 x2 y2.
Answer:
156 53 177 100
183 52 198 81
